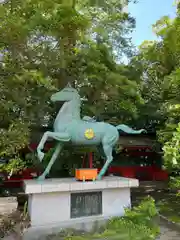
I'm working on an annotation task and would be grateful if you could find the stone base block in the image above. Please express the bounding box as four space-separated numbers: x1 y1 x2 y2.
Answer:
23 177 139 239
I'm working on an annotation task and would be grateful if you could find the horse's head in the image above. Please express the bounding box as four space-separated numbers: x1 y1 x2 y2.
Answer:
51 86 80 102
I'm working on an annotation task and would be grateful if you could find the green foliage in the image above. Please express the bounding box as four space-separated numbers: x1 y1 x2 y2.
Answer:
163 123 180 170
128 3 180 174
0 157 26 175
0 0 142 173
157 189 180 223
60 197 159 240
123 196 158 231
128 7 180 130
169 176 180 190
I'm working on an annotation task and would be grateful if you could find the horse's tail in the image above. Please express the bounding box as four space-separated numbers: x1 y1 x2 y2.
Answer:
116 124 146 134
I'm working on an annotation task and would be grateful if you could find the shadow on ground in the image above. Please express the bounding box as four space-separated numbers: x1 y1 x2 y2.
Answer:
131 181 180 223
132 181 180 240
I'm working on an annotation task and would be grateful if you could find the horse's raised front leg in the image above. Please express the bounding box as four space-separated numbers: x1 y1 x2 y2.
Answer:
38 143 63 181
97 144 113 180
37 131 70 161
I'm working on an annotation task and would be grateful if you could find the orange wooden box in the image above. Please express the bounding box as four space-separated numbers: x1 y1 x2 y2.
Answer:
75 168 98 181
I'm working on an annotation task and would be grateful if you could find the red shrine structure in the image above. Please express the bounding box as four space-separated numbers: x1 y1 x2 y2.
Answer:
0 130 168 196
81 132 168 181
106 134 168 181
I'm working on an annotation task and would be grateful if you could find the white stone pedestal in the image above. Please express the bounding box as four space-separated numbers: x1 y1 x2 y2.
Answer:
23 177 139 239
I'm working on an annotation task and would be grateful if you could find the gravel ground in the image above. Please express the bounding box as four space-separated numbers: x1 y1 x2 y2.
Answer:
2 223 180 240
158 218 180 240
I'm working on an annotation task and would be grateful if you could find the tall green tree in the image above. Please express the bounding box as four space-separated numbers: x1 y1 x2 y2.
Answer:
129 3 180 170
0 0 142 173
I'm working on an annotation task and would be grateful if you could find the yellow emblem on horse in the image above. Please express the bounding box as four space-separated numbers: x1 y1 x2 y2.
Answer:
84 129 95 139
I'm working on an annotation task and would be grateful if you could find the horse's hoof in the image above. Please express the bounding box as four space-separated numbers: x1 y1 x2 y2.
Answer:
37 151 44 161
97 175 102 180
37 175 45 181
